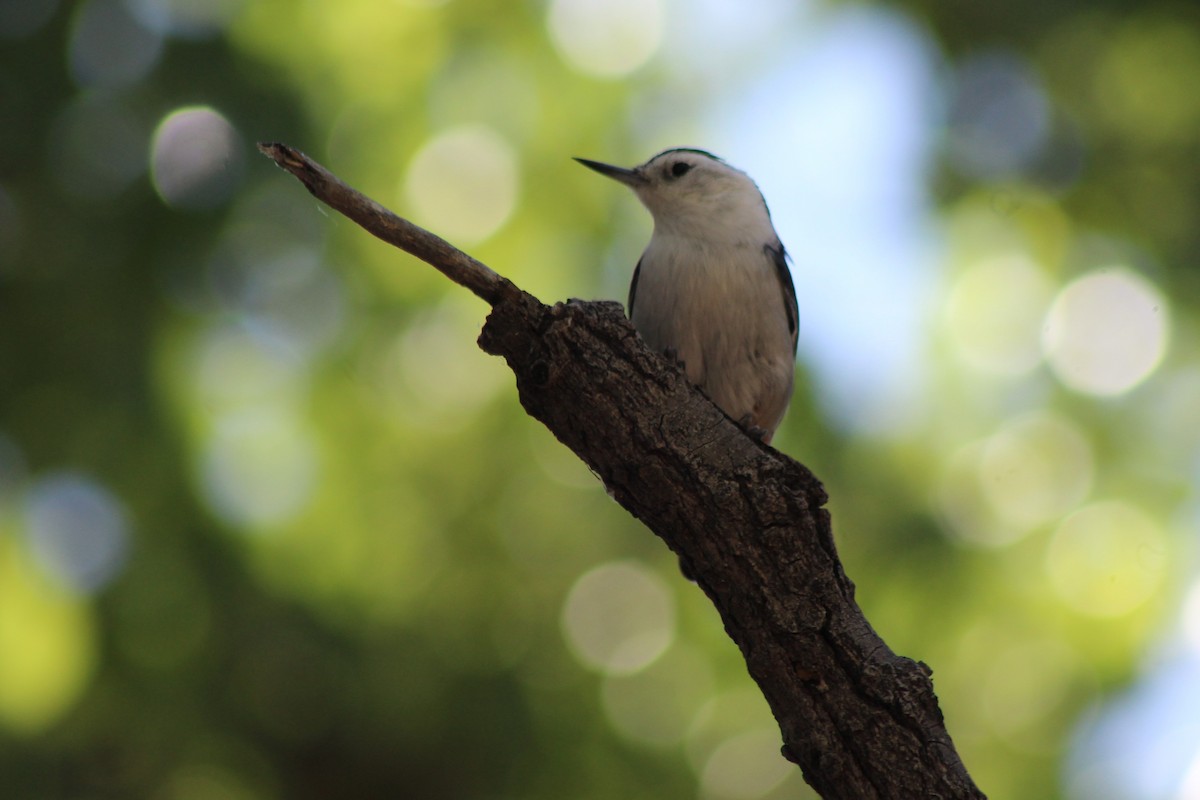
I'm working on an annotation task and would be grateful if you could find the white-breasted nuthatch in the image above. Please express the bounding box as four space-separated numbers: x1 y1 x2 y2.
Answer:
576 148 799 443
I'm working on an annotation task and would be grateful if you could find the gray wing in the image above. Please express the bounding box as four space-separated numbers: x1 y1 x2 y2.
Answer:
627 256 643 315
765 243 799 352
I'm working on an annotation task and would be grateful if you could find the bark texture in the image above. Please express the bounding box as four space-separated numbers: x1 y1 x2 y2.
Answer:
260 142 987 799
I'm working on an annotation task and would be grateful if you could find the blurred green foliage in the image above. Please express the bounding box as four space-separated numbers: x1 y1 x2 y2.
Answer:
1 1 1198 799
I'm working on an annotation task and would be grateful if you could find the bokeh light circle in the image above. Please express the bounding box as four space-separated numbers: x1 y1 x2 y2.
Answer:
24 472 131 594
0 0 59 39
393 299 511 427
68 0 163 88
600 642 714 747
403 125 518 245
978 411 1094 530
600 642 710 748
200 410 318 529
547 0 664 78
51 95 148 202
1184 578 1200 655
126 0 245 38
1094 20 1200 146
944 51 1050 179
699 728 792 800
1046 501 1167 617
0 548 95 732
561 560 674 675
150 106 243 210
1042 267 1169 396
938 440 1018 548
945 254 1055 376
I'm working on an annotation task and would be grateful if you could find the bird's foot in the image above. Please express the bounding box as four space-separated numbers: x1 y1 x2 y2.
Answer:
737 414 771 444
662 346 685 367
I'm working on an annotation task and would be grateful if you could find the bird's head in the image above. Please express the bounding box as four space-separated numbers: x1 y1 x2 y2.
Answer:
575 148 772 241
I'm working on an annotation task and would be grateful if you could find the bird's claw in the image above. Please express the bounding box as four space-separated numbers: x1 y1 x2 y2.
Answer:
662 346 685 367
737 414 771 443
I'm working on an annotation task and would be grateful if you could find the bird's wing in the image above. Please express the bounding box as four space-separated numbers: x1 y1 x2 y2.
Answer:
765 243 799 352
627 255 643 315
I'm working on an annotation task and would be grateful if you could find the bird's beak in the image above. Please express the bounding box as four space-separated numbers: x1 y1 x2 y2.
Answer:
574 157 647 188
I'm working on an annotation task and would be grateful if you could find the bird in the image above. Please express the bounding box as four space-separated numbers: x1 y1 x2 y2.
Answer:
575 148 799 443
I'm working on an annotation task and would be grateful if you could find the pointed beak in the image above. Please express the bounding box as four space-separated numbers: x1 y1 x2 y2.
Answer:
574 157 647 188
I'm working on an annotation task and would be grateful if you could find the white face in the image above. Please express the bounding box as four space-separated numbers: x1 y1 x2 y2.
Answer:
576 148 776 242
630 150 774 242
633 150 742 209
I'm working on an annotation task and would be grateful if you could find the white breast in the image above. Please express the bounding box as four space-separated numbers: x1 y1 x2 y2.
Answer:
632 232 796 435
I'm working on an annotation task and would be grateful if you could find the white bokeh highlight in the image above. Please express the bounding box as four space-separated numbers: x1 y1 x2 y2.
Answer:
547 0 663 78
150 106 243 210
403 126 518 245
699 728 793 800
561 560 674 675
1043 267 1169 396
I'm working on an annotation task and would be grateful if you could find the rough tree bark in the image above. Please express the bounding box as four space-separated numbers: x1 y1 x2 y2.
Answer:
259 142 986 800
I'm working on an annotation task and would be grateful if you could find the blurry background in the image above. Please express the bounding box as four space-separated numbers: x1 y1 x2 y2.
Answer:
1 0 1199 798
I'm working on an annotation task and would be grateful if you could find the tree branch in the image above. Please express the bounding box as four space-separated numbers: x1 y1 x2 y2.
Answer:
257 142 519 306
259 142 986 799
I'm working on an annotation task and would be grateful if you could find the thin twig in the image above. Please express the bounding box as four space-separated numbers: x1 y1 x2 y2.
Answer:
257 142 519 306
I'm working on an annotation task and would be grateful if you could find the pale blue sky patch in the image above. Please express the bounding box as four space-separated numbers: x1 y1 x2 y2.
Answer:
711 6 943 434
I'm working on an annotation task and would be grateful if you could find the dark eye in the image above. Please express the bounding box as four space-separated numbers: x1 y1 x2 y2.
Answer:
670 161 691 178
